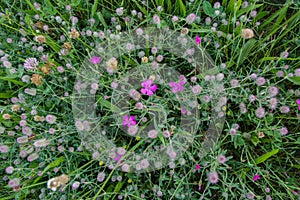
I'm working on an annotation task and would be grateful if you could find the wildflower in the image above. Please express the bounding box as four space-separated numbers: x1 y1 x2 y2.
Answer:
106 57 118 73
169 80 184 93
47 174 69 191
279 106 290 114
121 164 130 172
269 98 278 109
230 79 239 87
72 181 80 190
249 94 256 103
141 56 148 63
207 171 219 184
280 50 289 58
129 89 141 101
148 129 158 139
229 128 236 135
11 104 20 112
34 35 46 44
186 13 196 24
163 130 170 138
141 79 157 96
195 164 200 170
153 15 160 24
267 86 279 97
24 58 38 71
89 56 101 65
252 174 260 181
61 42 71 51
156 55 163 62
27 153 39 162
279 127 288 135
68 28 80 39
140 159 150 169
116 7 124 16
30 74 43 86
247 192 255 199
255 77 266 86
8 178 20 188
33 138 50 147
181 28 189 35
45 114 57 124
5 166 14 174
255 107 265 118
257 131 265 138
16 136 28 144
241 28 254 39
122 115 136 128
194 36 201 45
172 16 178 22
2 113 11 120
217 155 226 164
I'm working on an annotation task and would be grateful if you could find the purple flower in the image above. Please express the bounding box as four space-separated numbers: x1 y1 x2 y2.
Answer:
89 56 101 64
72 181 80 190
252 174 260 181
255 77 266 86
141 79 157 96
207 171 219 184
127 125 138 136
169 80 184 93
45 114 57 124
186 13 196 24
280 106 290 114
8 178 20 188
255 107 265 118
153 15 160 24
5 166 14 174
195 36 201 45
217 155 226 164
148 129 158 139
267 86 279 97
97 172 106 182
122 115 136 128
23 58 38 71
279 127 288 135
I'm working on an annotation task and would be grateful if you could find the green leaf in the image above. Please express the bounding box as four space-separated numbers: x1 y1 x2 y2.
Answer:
254 149 279 164
96 12 108 29
0 92 13 98
91 0 98 18
287 77 300 85
203 1 214 17
0 77 26 86
174 0 186 17
33 156 65 183
71 0 81 6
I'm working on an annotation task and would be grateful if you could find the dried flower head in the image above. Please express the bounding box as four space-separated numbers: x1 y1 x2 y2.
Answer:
106 57 118 73
257 131 265 138
141 56 148 63
2 113 11 120
31 74 43 86
241 28 254 39
181 28 189 35
68 28 80 39
34 35 46 44
34 21 44 29
62 42 72 51
47 174 69 191
11 104 20 112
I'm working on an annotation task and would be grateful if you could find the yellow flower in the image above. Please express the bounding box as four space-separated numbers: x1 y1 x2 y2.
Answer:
222 106 227 111
99 161 104 166
122 145 127 149
127 179 132 183
135 136 140 141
